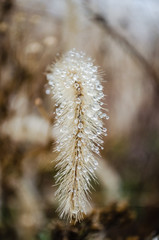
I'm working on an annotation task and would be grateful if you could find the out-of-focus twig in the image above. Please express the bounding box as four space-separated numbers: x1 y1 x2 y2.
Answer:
85 8 159 96
35 97 52 123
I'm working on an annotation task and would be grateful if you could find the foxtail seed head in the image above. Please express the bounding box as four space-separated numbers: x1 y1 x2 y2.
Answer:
46 49 108 222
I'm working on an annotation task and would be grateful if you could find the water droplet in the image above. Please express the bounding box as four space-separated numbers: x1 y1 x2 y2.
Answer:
56 146 61 152
77 132 82 138
91 76 96 82
93 115 98 121
74 119 78 124
67 112 74 119
94 160 98 166
46 89 50 95
92 66 97 72
90 84 94 90
87 90 94 96
47 73 54 80
76 98 81 104
92 103 100 111
88 134 93 139
60 102 66 109
100 113 106 118
78 123 83 129
66 157 71 162
56 108 62 116
94 146 99 154
66 165 70 170
93 96 98 101
99 139 104 144
87 110 93 118
84 127 90 134
97 129 102 135
84 156 89 162
73 75 78 81
72 209 78 214
65 83 70 88
78 141 81 147
60 126 68 133
96 84 103 91
89 168 94 173
73 129 77 135
74 83 79 88
97 92 104 99
58 93 62 98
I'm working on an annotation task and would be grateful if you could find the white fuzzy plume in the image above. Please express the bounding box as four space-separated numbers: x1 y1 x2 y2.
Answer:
46 49 108 222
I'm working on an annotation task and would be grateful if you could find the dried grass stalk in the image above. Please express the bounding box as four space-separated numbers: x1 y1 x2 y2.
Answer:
46 49 108 222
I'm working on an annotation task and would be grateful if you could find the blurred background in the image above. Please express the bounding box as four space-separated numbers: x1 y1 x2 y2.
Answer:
1 0 159 239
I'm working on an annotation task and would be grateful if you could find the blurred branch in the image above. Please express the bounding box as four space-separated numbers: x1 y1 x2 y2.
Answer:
0 0 14 20
86 8 159 96
35 98 52 123
97 158 121 202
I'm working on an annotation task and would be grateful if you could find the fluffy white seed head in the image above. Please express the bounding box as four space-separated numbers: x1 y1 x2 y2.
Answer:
46 49 108 222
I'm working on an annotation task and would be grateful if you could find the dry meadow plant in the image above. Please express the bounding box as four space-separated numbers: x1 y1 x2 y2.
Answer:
46 49 108 222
